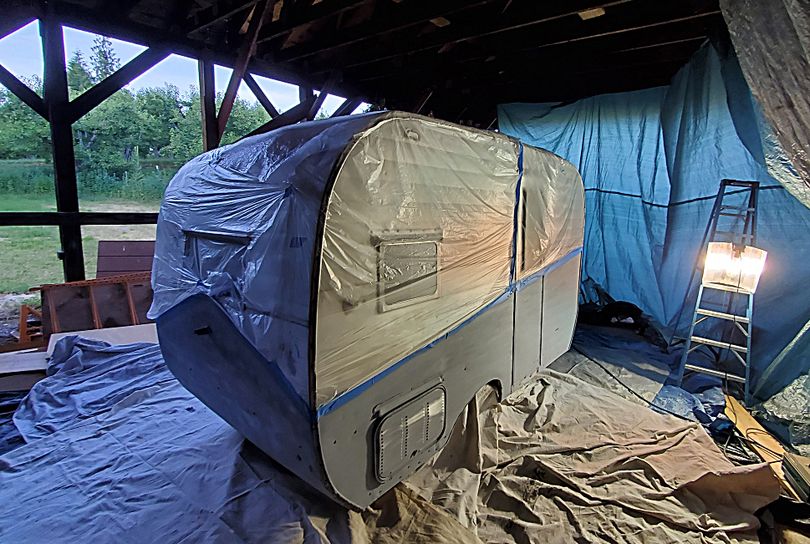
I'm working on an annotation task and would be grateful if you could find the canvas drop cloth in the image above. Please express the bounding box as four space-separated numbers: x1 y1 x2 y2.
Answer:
0 338 778 543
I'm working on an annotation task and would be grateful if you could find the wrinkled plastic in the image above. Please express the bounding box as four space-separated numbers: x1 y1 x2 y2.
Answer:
149 113 381 399
151 112 584 408
721 0 810 207
518 145 585 277
314 117 584 405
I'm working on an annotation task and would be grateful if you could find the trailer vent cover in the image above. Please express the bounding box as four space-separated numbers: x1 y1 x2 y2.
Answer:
375 386 446 482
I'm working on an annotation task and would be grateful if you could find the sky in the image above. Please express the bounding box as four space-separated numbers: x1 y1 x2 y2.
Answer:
0 20 357 116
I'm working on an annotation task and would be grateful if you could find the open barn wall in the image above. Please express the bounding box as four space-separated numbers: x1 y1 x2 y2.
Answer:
0 0 725 282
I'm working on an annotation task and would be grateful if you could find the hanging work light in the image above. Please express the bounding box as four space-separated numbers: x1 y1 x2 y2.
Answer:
702 242 767 294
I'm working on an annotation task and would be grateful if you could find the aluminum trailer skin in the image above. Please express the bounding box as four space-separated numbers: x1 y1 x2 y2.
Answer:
151 112 584 509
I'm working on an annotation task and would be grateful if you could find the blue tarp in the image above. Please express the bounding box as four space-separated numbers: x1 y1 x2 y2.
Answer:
499 42 810 401
1 337 350 542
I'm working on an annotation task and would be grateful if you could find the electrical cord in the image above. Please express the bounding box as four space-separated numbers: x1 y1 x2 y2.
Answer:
573 346 786 464
571 346 694 423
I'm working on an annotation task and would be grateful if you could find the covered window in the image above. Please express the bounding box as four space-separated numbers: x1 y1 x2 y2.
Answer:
376 236 440 312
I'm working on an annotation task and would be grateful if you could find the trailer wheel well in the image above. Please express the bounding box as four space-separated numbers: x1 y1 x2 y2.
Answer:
486 379 504 402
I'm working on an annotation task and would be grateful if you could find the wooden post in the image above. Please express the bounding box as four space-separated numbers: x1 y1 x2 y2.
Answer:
198 58 219 151
41 14 85 282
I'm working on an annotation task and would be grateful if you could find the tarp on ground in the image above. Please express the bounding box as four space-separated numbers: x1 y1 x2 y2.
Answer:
0 337 779 543
498 42 810 401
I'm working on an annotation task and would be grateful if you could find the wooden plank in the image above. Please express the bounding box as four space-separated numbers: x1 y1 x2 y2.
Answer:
725 395 801 500
0 211 158 226
97 240 156 256
97 257 154 276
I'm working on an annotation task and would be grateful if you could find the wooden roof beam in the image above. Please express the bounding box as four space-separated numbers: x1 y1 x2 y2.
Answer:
243 72 280 117
246 95 316 136
275 0 497 63
327 1 718 76
257 0 371 44
330 97 361 117
186 0 258 35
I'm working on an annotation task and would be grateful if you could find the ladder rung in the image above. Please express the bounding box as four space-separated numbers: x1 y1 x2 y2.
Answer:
690 335 748 353
720 205 755 211
683 364 746 383
696 308 749 323
702 282 754 294
713 230 754 239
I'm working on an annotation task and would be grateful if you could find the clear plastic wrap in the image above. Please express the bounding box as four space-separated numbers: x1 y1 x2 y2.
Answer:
149 113 381 399
518 146 585 278
313 117 583 406
150 111 584 409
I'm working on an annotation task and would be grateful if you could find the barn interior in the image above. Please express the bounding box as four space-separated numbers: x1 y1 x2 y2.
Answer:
0 1 809 542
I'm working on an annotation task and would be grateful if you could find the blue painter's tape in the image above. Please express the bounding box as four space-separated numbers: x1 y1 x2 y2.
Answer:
513 247 583 293
509 144 525 286
317 289 513 418
316 247 584 419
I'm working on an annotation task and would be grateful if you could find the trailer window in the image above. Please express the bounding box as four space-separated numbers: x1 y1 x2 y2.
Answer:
377 240 439 312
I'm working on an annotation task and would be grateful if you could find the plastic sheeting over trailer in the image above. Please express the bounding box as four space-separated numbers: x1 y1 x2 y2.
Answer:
498 42 810 402
0 338 780 543
149 111 585 507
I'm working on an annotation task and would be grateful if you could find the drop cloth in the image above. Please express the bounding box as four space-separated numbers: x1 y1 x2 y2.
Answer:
0 338 779 543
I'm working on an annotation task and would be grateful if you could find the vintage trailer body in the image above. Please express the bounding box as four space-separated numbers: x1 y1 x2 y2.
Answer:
151 112 584 508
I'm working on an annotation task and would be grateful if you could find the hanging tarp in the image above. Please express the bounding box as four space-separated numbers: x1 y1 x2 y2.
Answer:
720 0 810 206
498 42 810 401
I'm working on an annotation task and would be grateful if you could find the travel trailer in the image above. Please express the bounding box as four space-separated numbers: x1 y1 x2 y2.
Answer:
151 112 585 509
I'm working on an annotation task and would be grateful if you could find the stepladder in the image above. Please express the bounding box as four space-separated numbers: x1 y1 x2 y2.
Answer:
678 283 754 404
675 179 761 405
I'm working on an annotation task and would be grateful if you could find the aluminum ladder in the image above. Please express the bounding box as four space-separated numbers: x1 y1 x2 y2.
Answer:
675 179 760 405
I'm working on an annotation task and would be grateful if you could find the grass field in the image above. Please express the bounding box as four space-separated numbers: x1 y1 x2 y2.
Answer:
0 193 159 293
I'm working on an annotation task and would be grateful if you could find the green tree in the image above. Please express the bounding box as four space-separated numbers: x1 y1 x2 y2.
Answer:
0 76 51 159
67 51 93 94
135 85 182 156
167 88 270 161
89 36 120 82
74 89 147 176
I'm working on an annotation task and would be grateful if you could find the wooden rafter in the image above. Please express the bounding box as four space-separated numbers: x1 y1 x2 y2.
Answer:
243 72 280 117
257 0 370 44
0 63 48 119
186 0 257 35
216 0 272 145
330 97 361 117
246 95 315 137
68 48 169 123
276 0 496 63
